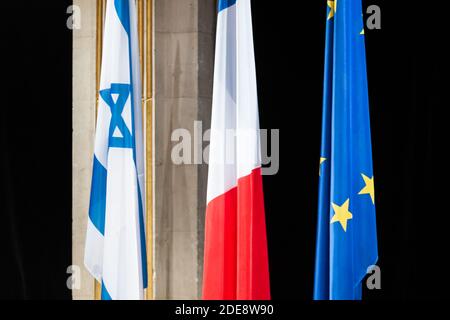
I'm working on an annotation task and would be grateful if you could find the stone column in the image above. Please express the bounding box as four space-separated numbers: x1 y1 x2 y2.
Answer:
154 0 216 299
72 0 97 300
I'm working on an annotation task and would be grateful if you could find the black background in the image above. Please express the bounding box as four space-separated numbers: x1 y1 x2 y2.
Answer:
0 0 448 300
0 1 72 299
254 0 449 300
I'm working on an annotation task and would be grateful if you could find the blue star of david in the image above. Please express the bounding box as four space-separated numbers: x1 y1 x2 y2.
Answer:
100 83 134 149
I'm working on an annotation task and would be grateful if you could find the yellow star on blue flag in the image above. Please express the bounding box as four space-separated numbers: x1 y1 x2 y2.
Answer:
327 1 336 20
330 199 353 232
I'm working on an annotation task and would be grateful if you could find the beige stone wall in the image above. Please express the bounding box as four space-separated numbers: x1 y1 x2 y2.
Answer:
154 0 215 299
72 0 97 300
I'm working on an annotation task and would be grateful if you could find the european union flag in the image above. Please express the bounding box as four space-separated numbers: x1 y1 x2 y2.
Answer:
314 0 378 300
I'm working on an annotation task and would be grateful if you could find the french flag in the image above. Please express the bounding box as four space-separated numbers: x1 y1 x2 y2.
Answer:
202 0 271 300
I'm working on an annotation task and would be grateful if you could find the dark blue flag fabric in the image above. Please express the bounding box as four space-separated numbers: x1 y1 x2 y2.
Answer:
314 0 378 300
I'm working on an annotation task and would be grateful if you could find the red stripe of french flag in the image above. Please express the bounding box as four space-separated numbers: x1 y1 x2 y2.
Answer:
202 0 270 300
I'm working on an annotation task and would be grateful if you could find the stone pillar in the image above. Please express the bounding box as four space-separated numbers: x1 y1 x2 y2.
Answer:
72 0 97 300
154 0 216 299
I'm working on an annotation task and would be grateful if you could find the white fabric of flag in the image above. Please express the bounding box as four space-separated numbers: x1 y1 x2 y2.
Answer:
84 0 147 300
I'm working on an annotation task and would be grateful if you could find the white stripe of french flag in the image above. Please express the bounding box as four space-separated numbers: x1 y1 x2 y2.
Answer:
202 0 271 300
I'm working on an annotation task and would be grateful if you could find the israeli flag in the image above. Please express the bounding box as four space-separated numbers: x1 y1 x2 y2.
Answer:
84 0 147 300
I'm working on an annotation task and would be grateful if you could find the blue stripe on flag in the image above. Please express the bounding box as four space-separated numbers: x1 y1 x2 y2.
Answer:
137 186 148 288
101 282 113 300
114 0 131 35
219 0 237 12
88 156 107 235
